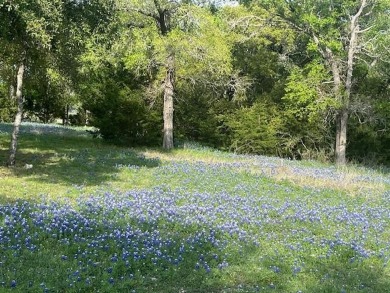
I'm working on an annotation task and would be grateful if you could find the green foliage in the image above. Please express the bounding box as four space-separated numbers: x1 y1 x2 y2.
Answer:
91 91 161 146
281 110 333 162
175 86 232 147
0 83 15 122
121 27 159 77
0 0 96 128
347 98 390 166
121 3 234 87
279 63 335 160
82 68 162 146
223 102 283 155
283 62 338 122
345 58 390 166
22 64 75 123
221 98 333 161
1 0 389 165
98 1 238 148
348 121 390 166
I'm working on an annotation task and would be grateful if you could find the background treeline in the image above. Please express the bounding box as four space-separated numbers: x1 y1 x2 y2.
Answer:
1 0 389 166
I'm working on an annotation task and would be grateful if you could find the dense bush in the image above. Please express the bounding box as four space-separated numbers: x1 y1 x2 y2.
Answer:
85 79 162 147
175 88 232 148
222 102 283 155
348 120 390 166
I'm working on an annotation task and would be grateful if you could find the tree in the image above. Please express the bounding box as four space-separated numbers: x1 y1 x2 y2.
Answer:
0 0 113 165
118 0 235 149
247 0 390 165
0 0 66 166
216 4 297 156
118 0 181 149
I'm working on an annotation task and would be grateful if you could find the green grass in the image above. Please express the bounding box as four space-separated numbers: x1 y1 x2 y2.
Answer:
0 127 160 203
1 123 390 292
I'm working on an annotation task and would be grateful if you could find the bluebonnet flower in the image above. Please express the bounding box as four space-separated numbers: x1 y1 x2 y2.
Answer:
10 280 16 288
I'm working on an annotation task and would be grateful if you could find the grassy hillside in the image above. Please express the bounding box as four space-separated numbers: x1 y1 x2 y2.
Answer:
0 123 390 292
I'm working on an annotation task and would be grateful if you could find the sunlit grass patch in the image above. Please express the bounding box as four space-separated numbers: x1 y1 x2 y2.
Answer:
143 147 389 197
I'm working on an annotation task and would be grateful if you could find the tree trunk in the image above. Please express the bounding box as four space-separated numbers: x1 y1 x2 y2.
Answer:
334 0 365 166
163 55 174 150
326 55 348 165
9 84 15 101
311 1 367 165
63 104 69 125
335 108 348 165
7 61 25 167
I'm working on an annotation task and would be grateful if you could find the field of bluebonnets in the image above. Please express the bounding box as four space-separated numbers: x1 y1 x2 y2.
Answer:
1 123 390 292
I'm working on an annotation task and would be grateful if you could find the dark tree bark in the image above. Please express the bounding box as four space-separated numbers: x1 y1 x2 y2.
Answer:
335 109 348 165
63 104 69 126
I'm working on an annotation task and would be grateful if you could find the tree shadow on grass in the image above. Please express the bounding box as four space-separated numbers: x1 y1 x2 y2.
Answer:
0 133 161 187
206 243 390 293
302 252 390 293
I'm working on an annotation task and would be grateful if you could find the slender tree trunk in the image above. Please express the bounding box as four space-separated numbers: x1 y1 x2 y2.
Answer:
310 1 367 165
327 54 348 165
163 55 174 150
63 104 69 125
66 104 69 125
9 84 15 101
85 109 90 126
135 2 174 149
335 0 365 165
7 61 25 167
335 108 348 165
313 34 348 165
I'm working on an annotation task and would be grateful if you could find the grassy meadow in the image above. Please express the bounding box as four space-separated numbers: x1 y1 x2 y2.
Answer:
1 123 390 292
